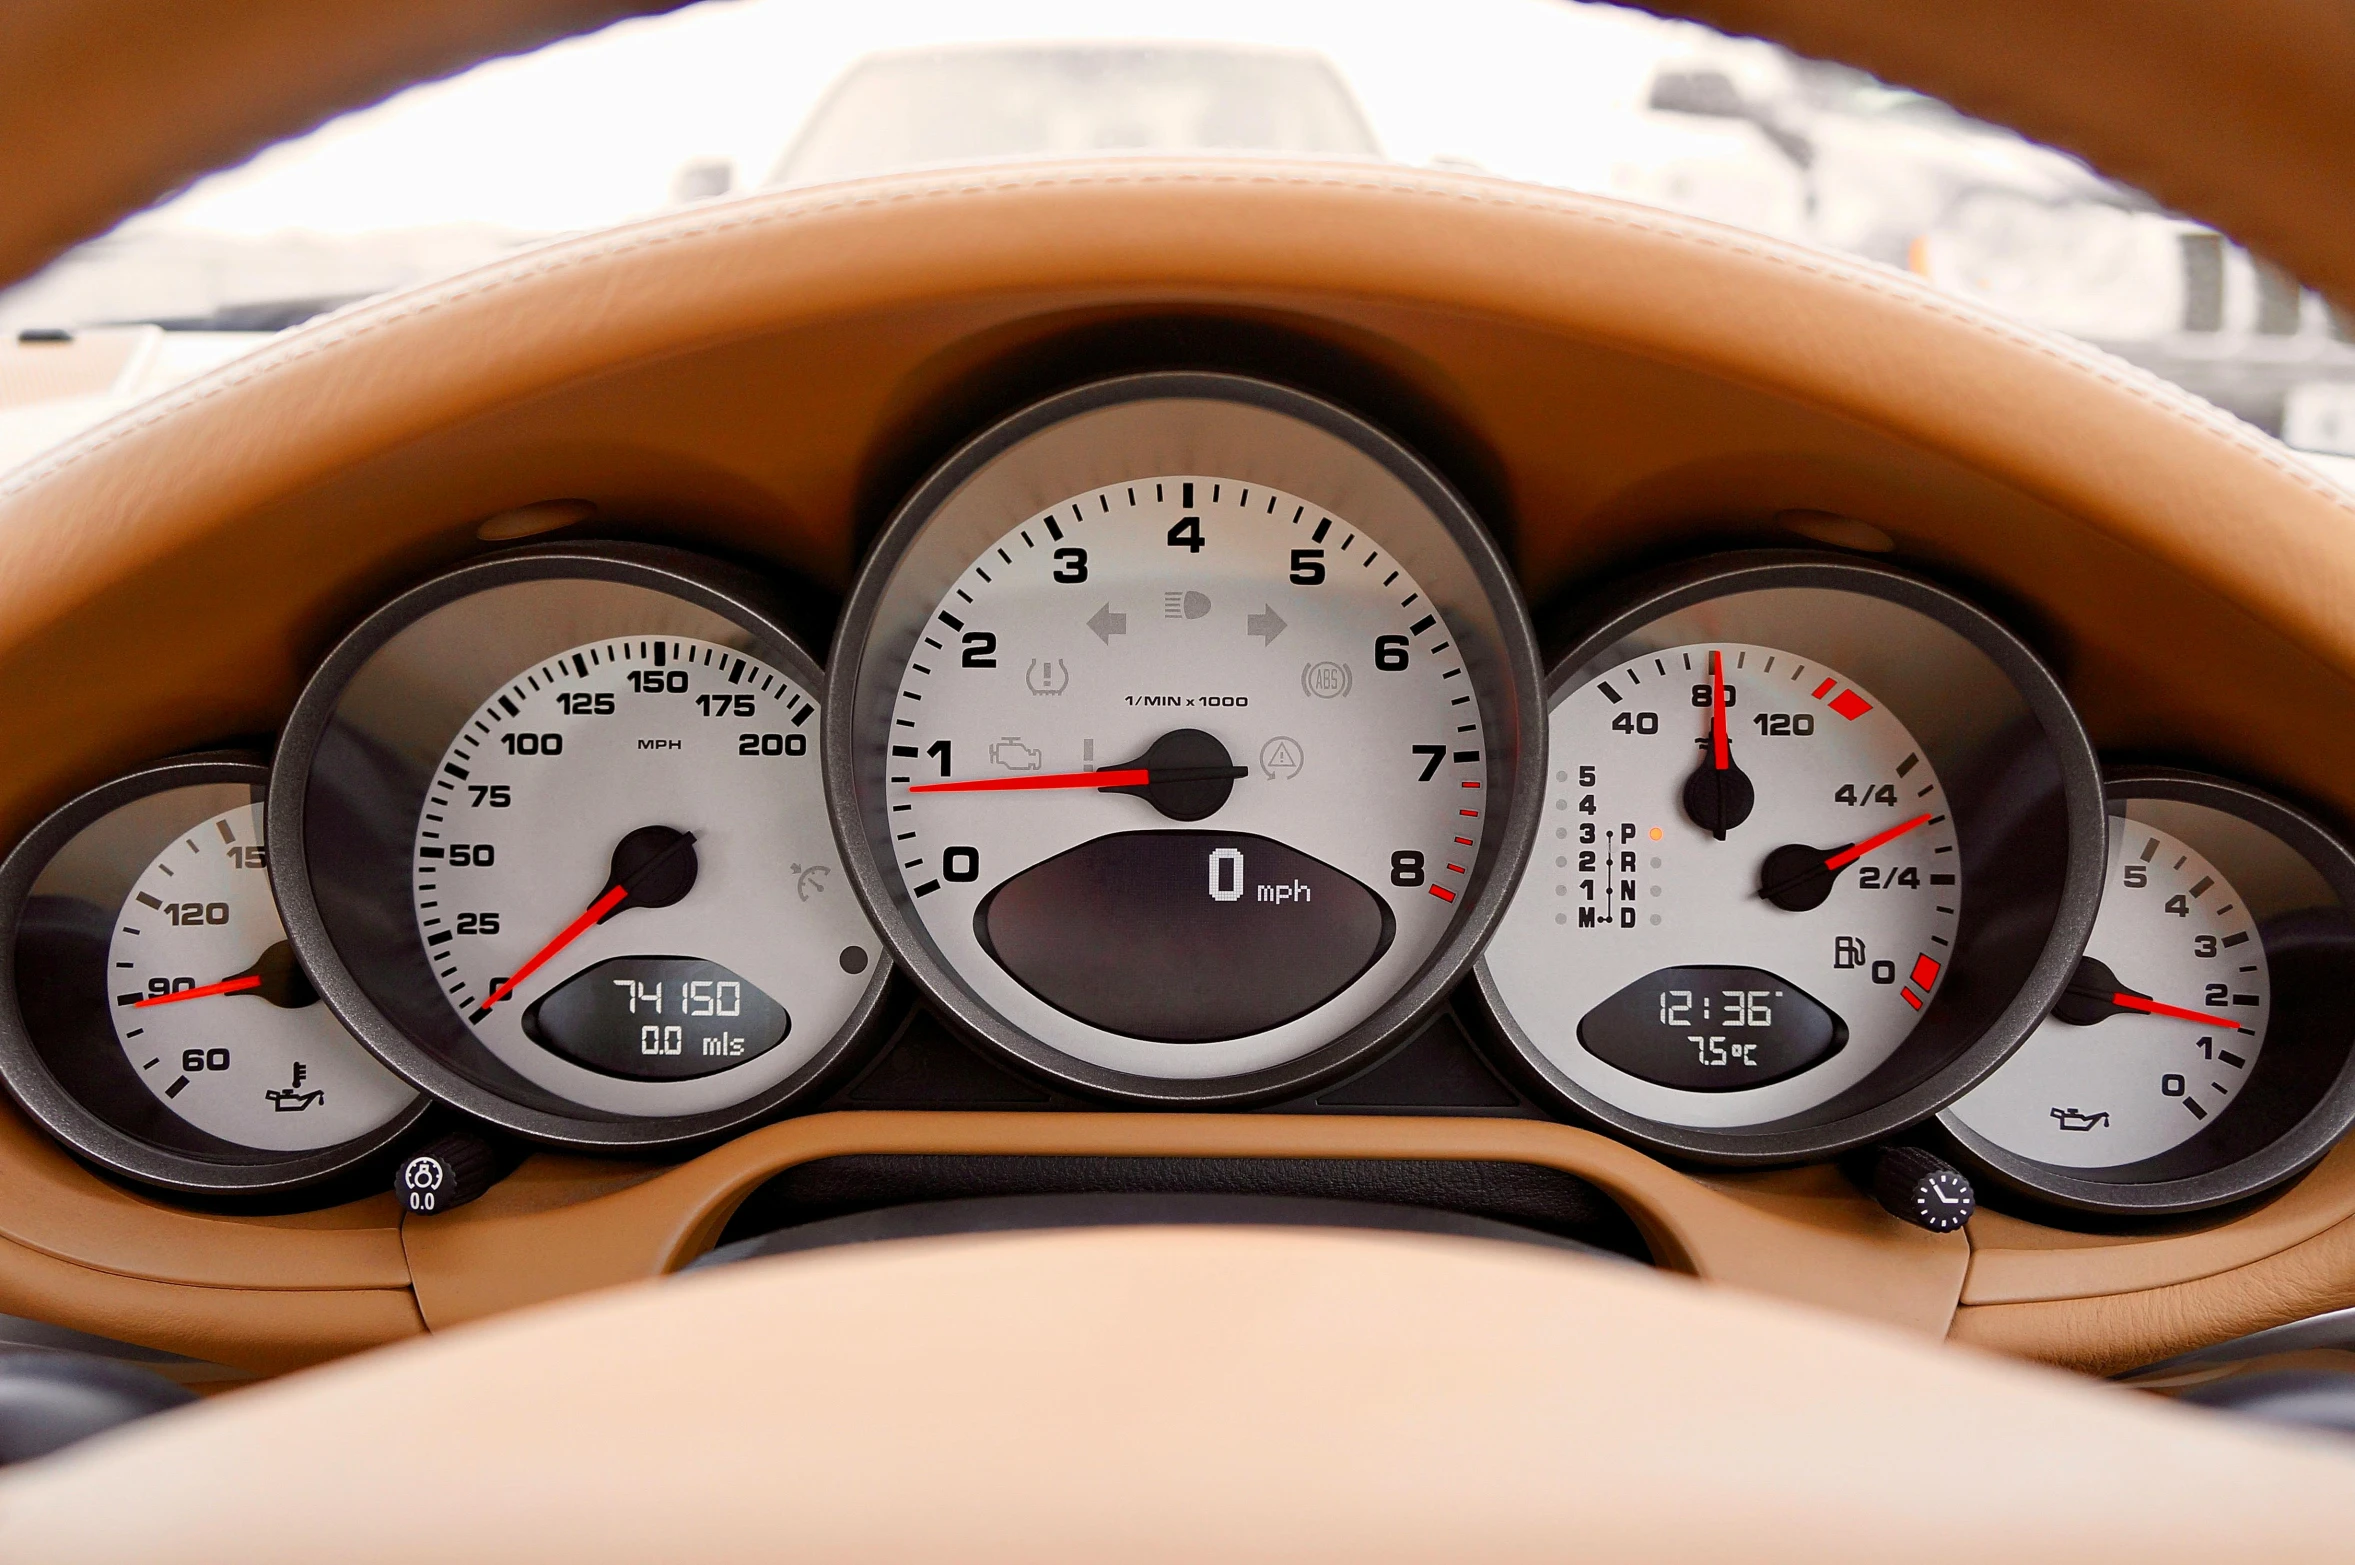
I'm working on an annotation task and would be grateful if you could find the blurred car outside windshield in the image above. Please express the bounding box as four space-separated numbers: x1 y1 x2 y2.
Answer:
1 0 2348 489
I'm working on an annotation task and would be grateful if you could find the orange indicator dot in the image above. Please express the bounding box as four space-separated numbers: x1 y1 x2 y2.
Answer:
1648 827 1663 841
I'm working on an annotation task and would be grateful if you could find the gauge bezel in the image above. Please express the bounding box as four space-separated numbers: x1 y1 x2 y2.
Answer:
0 754 428 1192
270 543 894 1149
1472 551 2106 1163
1938 767 2355 1215
826 372 1545 1104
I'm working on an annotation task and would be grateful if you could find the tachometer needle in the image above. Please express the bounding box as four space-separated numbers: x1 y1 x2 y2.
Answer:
1681 649 1754 839
130 940 318 1009
909 728 1246 823
470 826 697 1021
1758 812 1934 912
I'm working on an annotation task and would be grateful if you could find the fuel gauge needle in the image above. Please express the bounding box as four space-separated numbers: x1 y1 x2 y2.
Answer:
1758 812 1935 912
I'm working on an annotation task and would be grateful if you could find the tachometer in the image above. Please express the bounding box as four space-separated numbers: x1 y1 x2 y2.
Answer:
273 545 892 1148
0 756 423 1192
1942 769 2355 1214
829 374 1543 1101
1475 554 2105 1162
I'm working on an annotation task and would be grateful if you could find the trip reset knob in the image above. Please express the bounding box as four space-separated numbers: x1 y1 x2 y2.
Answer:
1871 1144 1975 1233
397 1130 500 1215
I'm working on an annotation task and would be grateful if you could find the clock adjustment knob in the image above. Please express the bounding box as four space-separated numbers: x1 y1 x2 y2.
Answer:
1870 1144 1975 1233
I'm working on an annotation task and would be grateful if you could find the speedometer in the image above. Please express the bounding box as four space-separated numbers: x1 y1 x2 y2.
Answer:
272 544 892 1148
1475 554 2106 1162
829 374 1543 1101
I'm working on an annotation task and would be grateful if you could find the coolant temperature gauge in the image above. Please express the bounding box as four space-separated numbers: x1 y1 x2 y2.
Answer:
1474 555 2106 1165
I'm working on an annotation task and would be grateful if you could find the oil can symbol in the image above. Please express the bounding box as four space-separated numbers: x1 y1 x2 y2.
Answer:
1302 661 1351 699
1026 658 1068 695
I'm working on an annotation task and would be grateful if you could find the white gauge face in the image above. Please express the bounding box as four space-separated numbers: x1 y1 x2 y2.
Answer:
108 803 414 1151
1951 816 2270 1167
412 635 879 1116
883 475 1488 1080
1483 641 1961 1127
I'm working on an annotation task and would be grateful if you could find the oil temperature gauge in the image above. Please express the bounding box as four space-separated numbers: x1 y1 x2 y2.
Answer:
0 756 423 1193
1943 769 2355 1214
1476 554 2105 1164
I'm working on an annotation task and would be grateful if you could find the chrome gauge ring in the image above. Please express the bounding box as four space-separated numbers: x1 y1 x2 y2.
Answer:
828 373 1544 1103
1474 553 2106 1163
271 544 892 1149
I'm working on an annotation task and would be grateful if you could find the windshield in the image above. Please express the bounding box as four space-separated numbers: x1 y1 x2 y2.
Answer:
2 0 2349 482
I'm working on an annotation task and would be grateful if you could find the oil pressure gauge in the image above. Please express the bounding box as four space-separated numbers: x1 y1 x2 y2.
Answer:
1475 554 2106 1164
1943 769 2355 1214
0 755 424 1193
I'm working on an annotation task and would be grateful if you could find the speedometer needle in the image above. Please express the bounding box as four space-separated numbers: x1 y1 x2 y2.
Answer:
469 826 697 1021
1681 649 1754 839
1758 812 1934 912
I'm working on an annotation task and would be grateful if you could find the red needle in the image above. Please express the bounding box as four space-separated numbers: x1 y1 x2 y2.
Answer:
1823 812 1934 870
1710 650 1730 771
131 974 261 1008
910 769 1149 794
2111 992 2243 1028
474 883 630 1016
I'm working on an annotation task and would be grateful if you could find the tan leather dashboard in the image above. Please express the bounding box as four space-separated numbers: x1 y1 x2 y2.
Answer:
3 162 2355 1380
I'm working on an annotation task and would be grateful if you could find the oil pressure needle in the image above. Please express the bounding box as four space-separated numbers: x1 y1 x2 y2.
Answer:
2051 955 2250 1030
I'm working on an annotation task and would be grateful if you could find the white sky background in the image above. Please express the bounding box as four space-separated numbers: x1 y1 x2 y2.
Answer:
138 0 1740 238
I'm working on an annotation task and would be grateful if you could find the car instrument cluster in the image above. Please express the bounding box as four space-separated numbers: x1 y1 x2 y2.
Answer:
3 371 2354 1221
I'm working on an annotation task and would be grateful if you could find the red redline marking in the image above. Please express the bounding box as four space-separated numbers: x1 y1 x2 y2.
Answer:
1810 677 1837 700
1901 987 1924 1011
1828 688 1874 722
1453 837 1474 846
1427 884 1456 902
131 974 261 1008
1460 780 1480 789
1459 809 1480 818
1911 954 1942 991
1445 863 1466 874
